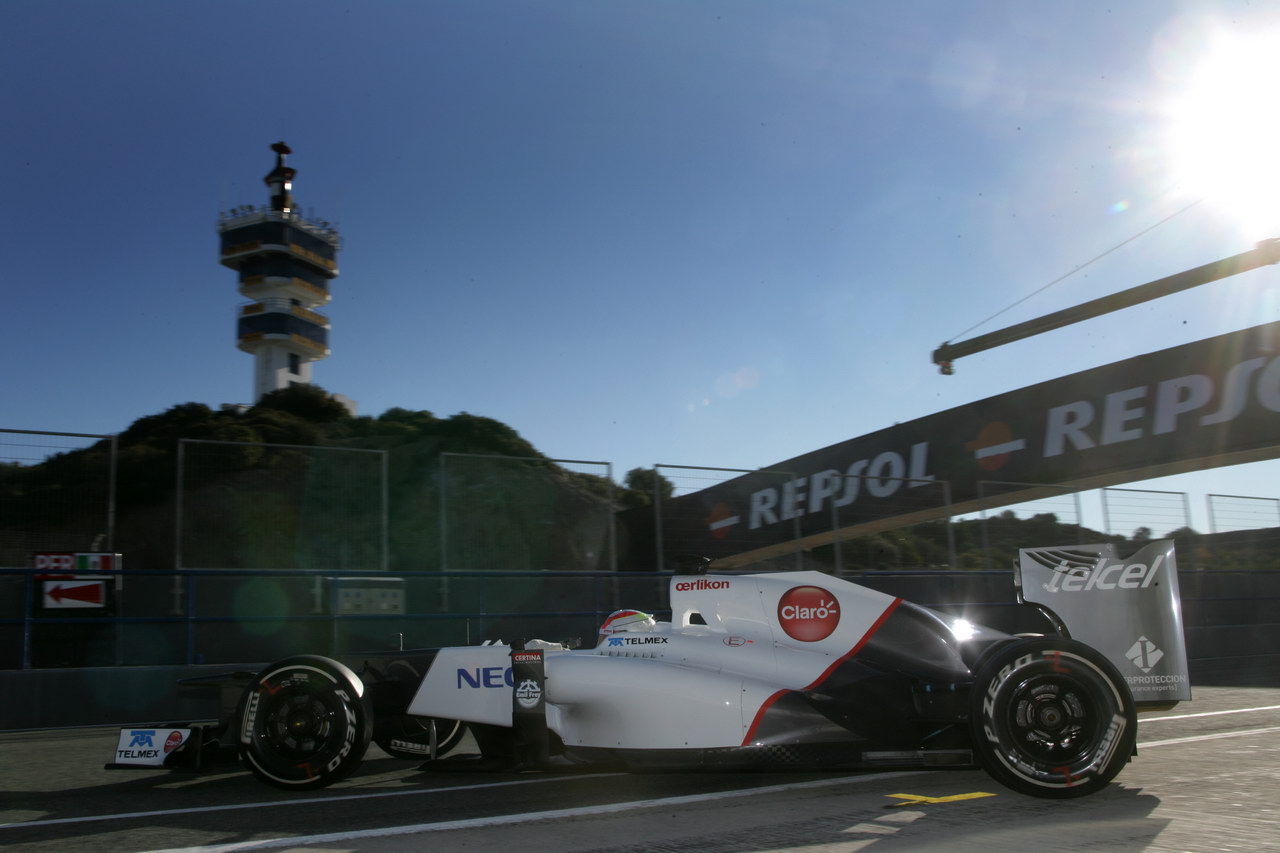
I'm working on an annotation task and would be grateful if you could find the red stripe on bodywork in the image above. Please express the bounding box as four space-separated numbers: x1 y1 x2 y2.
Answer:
740 597 902 746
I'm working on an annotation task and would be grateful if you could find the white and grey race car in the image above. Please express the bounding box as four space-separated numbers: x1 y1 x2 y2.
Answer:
109 548 1189 799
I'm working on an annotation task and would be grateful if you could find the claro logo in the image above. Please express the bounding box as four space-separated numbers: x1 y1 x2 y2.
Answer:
777 585 840 642
1041 554 1166 593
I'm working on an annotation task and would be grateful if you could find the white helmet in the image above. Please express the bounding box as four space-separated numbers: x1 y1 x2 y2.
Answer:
597 609 656 643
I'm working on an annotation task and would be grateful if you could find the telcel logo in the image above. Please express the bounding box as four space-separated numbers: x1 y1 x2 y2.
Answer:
777 586 840 642
1043 555 1165 593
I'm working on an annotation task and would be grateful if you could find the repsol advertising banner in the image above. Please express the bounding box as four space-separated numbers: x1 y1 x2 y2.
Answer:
655 321 1280 564
1017 540 1190 704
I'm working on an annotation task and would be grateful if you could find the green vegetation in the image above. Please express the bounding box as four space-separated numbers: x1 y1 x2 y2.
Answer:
0 386 665 570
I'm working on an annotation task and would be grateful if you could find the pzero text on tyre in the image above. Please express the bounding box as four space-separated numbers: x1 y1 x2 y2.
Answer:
237 655 373 790
970 637 1137 798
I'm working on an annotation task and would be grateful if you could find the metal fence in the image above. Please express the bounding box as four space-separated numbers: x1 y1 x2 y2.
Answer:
1102 487 1193 539
5 428 1280 670
439 453 616 571
176 438 389 571
1207 493 1280 533
0 567 666 670
0 429 117 566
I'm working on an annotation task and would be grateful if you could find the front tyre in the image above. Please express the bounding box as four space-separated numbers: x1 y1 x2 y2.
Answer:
237 655 373 790
971 637 1136 798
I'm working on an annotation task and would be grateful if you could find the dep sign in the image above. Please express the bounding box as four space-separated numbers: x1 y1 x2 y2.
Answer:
658 320 1280 565
33 552 121 610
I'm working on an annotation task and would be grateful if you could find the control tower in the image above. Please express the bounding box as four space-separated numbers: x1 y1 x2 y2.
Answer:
217 142 341 401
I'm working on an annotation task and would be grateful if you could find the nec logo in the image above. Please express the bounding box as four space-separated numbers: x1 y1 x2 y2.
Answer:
607 636 669 646
456 666 515 688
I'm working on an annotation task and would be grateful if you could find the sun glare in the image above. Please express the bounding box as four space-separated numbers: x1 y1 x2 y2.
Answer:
1164 30 1280 238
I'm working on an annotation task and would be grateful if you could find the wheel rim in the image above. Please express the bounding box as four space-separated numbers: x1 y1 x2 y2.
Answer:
258 679 344 760
1002 672 1101 767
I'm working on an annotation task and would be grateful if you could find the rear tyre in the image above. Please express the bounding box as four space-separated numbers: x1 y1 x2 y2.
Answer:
237 655 373 790
971 637 1136 798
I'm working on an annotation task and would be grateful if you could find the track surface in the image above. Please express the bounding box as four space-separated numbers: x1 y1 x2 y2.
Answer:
2 673 1277 852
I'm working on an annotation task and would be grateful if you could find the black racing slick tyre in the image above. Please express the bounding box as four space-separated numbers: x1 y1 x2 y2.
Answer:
374 715 467 760
970 637 1137 798
237 655 373 791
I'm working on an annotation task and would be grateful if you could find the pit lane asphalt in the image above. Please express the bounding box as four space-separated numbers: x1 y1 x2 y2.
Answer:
2 661 1277 853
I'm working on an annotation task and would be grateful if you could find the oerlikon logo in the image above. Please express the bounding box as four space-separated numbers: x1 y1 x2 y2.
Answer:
777 586 840 641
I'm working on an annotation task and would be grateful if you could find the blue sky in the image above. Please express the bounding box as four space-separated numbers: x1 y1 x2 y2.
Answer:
4 0 1280 534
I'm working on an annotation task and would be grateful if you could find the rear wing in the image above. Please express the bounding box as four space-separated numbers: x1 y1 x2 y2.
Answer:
1015 540 1191 706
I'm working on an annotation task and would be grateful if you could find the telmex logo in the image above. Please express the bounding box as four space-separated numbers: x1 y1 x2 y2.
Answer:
1039 554 1166 593
674 579 730 592
608 636 669 645
777 585 840 642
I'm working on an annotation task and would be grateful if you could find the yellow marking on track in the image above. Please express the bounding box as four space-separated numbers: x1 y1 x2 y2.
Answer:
887 791 997 806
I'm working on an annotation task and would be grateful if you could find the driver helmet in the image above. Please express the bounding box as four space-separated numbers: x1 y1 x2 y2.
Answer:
597 609 656 644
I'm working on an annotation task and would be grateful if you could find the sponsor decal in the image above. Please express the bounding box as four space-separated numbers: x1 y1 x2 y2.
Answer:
1125 636 1164 673
723 636 752 646
456 666 515 688
515 679 542 709
705 502 740 539
674 579 730 592
607 636 669 646
748 442 935 532
777 586 841 642
1031 552 1165 593
389 739 433 755
164 730 185 754
965 421 1027 472
512 651 542 664
115 728 189 765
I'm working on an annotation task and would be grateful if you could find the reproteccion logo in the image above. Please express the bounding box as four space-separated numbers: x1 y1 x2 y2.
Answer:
777 586 840 642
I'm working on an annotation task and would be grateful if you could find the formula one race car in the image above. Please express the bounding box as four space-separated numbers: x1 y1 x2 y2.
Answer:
109 550 1189 799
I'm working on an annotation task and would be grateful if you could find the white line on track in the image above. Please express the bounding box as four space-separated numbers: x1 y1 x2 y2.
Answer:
1140 704 1280 723
136 771 925 853
1139 725 1280 748
0 774 624 830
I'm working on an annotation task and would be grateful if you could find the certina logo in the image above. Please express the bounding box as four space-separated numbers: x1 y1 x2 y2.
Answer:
1025 549 1165 593
1126 637 1164 673
607 636 669 646
777 585 840 642
674 579 730 592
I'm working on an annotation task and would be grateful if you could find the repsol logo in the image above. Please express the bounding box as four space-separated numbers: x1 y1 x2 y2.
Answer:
1043 354 1280 457
749 443 934 530
674 579 730 592
1043 555 1164 593
457 666 515 688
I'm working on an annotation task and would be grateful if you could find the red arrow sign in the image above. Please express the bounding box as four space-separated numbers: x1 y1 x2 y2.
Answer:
45 581 104 606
